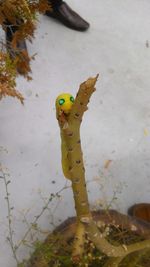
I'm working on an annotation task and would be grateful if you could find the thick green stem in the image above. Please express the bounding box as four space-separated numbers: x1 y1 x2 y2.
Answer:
56 75 150 261
62 125 91 218
71 222 85 261
81 217 150 257
57 76 99 219
103 257 124 267
57 76 98 258
125 249 150 267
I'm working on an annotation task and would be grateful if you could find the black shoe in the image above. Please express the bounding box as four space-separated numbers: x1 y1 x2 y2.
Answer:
45 1 89 31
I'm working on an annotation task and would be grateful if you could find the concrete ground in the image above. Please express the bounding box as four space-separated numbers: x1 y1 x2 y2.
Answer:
0 0 150 266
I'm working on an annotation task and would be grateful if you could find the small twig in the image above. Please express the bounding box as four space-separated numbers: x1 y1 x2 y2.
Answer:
16 185 69 250
0 167 70 264
0 169 20 264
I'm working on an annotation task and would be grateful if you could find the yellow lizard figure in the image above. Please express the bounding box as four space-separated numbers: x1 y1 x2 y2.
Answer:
55 93 74 179
56 93 74 118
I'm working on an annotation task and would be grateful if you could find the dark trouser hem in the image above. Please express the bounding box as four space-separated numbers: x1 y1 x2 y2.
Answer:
48 0 62 9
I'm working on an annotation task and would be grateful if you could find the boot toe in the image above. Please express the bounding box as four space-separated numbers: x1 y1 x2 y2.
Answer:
45 1 90 31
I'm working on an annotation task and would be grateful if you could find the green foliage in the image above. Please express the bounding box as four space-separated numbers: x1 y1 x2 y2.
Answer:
0 0 52 102
0 49 24 103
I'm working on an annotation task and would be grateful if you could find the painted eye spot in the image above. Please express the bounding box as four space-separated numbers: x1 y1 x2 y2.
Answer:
70 96 74 103
59 98 65 105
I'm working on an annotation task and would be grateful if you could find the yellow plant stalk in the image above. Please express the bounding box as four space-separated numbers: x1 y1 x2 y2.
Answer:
56 93 75 179
56 75 150 264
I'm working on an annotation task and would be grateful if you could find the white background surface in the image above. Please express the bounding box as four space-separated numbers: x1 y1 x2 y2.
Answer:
0 0 150 266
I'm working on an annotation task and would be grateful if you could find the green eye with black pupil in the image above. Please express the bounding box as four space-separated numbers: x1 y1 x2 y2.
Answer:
59 99 65 105
70 96 74 103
